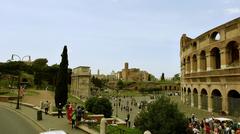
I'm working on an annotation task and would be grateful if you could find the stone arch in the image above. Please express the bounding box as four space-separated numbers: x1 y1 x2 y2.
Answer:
192 42 197 49
193 88 198 108
200 50 207 71
201 89 208 110
211 47 221 69
211 89 222 113
187 56 191 73
226 41 239 67
192 54 197 72
228 90 240 116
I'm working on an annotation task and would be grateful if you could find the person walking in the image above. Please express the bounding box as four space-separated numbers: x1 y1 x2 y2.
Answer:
71 111 76 129
58 103 63 118
44 101 49 114
76 106 82 126
67 103 73 123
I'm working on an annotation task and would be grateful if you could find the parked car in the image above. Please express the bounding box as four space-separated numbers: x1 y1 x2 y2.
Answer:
40 130 67 134
206 117 233 124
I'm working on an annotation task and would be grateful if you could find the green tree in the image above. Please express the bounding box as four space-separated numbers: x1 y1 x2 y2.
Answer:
55 46 69 109
160 73 165 81
172 73 180 82
91 76 104 90
32 58 48 89
117 79 124 90
85 97 112 118
85 97 97 112
134 96 187 134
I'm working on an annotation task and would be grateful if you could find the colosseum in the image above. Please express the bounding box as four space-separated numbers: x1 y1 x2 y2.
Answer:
180 18 240 116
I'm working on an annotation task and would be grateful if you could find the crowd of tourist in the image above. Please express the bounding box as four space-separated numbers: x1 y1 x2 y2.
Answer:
65 102 85 129
186 113 240 134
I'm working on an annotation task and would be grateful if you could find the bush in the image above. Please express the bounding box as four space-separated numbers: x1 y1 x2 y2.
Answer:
134 95 188 134
85 97 112 118
85 97 97 113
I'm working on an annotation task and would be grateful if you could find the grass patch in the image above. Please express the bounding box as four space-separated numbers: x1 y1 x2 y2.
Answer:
107 125 142 134
24 89 39 96
67 94 85 106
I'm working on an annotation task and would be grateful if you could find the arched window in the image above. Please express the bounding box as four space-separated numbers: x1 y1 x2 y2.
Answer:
226 41 239 67
211 32 221 41
200 51 206 71
211 47 221 69
192 54 197 72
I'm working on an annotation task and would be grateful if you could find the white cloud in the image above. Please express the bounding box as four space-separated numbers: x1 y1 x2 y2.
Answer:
224 8 240 14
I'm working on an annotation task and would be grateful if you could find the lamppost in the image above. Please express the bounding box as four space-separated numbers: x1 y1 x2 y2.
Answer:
11 54 31 109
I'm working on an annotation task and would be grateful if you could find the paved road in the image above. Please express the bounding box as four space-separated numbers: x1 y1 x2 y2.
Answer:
111 95 156 127
0 105 41 134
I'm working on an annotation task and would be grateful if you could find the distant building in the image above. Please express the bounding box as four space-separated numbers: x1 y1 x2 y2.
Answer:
117 62 150 81
71 66 91 99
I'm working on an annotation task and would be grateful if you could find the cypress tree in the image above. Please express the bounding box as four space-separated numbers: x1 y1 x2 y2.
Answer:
55 46 69 109
160 73 165 81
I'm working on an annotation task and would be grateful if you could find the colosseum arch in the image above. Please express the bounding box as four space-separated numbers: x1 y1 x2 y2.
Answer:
192 42 197 50
192 54 197 72
226 41 239 67
211 89 222 113
228 90 240 116
200 50 207 71
201 89 208 110
193 88 198 108
210 47 221 69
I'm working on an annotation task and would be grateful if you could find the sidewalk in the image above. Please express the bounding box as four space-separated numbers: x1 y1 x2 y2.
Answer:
1 102 91 134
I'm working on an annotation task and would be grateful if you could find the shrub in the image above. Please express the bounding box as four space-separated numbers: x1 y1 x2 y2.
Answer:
85 97 112 118
134 95 188 134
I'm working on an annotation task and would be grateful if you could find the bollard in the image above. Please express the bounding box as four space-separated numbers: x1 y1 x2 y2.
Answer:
37 110 42 120
100 118 106 134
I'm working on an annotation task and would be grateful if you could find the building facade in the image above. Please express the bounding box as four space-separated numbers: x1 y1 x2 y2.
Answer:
71 66 91 99
180 18 240 116
117 62 149 82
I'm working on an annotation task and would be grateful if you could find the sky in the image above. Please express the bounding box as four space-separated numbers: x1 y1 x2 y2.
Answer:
0 0 240 78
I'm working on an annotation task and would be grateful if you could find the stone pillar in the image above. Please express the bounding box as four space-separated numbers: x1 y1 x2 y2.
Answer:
206 52 212 71
100 118 107 134
182 89 186 104
198 93 202 109
40 101 43 109
49 103 53 114
220 48 228 69
208 95 213 112
197 55 201 72
191 57 194 73
181 88 183 101
222 96 228 115
238 48 240 65
191 91 194 107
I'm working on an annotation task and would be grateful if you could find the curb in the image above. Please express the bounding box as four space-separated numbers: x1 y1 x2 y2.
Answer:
6 102 95 134
2 102 47 132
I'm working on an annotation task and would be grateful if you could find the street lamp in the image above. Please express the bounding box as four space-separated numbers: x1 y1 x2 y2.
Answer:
11 54 30 109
